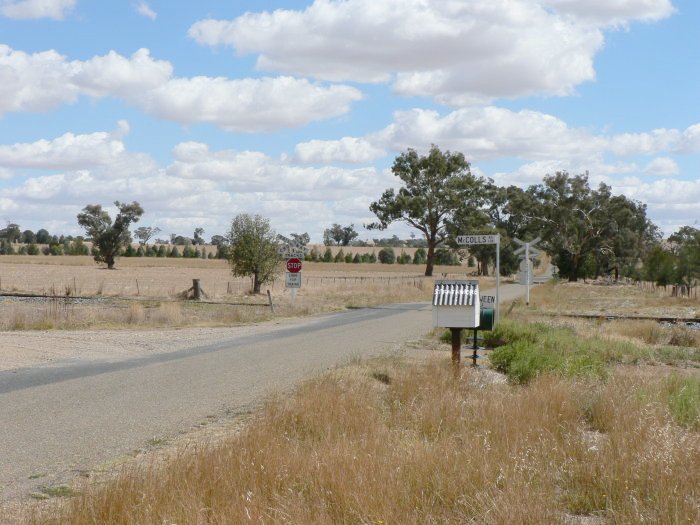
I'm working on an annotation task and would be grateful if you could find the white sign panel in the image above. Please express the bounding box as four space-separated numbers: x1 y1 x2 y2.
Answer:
279 246 306 258
456 234 499 245
480 295 496 307
285 272 301 288
519 259 533 285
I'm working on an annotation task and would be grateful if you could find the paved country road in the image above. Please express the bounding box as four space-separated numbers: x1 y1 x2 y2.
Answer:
0 282 527 506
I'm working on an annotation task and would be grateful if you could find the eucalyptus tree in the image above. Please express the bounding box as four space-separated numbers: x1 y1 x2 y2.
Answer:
77 201 144 269
369 145 487 276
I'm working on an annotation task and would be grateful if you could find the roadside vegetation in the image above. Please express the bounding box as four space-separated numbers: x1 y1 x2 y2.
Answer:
15 279 699 525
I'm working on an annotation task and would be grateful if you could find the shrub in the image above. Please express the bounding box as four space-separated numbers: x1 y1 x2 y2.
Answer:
345 252 353 263
352 253 361 264
49 244 64 256
334 249 345 263
169 246 180 258
157 245 167 257
27 243 40 255
397 251 412 264
378 247 395 264
322 247 333 262
413 248 427 265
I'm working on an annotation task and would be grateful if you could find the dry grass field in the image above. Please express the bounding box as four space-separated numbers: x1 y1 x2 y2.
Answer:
0 256 485 331
5 261 699 524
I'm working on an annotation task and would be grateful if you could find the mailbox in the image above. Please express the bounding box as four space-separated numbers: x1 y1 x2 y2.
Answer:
432 280 480 328
479 308 495 331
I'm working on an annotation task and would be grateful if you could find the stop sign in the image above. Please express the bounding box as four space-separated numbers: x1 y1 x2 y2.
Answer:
286 257 302 273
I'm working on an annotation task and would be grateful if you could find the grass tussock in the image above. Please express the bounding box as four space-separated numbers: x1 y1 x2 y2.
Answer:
29 361 700 525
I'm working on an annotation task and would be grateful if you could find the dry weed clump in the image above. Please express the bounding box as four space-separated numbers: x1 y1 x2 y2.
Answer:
32 362 699 525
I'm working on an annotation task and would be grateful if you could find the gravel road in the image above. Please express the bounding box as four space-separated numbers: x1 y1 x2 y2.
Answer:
0 282 526 509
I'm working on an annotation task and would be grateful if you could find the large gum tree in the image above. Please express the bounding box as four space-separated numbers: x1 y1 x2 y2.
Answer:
77 201 144 269
368 145 486 276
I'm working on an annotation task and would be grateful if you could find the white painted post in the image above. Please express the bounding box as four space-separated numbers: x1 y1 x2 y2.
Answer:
496 235 500 325
525 242 530 306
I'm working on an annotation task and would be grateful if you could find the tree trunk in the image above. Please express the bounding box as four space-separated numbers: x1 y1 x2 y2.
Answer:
425 242 435 277
479 256 489 276
106 255 115 269
568 253 580 282
253 272 262 294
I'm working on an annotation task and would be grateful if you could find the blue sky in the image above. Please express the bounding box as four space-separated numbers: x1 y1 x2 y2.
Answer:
0 0 697 242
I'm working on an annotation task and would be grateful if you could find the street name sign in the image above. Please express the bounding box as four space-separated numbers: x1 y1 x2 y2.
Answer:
456 234 499 245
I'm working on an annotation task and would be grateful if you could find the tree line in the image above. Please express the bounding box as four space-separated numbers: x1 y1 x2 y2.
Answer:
1 145 697 291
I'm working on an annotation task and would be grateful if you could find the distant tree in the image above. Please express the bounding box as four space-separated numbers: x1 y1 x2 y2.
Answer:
157 245 167 257
322 247 333 262
334 249 345 263
171 235 193 246
369 145 486 276
134 226 161 247
169 246 180 258
193 227 205 245
323 224 343 246
35 229 51 244
226 214 281 294
21 230 36 244
77 201 144 269
0 223 20 244
210 234 226 246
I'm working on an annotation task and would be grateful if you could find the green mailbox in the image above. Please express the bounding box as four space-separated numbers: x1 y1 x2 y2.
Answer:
479 308 495 331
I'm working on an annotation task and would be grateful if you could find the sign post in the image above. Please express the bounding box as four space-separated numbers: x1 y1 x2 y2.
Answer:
277 236 308 305
513 237 541 306
456 234 500 325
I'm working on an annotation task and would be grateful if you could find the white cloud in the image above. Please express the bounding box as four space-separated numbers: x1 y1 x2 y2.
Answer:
135 1 156 20
295 137 386 164
0 45 362 132
142 76 363 133
368 107 700 166
0 122 130 169
1 0 75 20
643 157 679 177
189 0 674 106
542 0 675 26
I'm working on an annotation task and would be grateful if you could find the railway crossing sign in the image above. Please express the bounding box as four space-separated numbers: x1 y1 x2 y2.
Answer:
457 233 500 325
513 237 541 305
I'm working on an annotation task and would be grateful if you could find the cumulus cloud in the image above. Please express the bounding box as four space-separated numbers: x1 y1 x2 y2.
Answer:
295 137 386 164
189 0 674 106
142 76 363 133
0 45 362 132
542 0 675 26
0 121 130 169
135 1 156 20
1 0 75 20
363 107 700 165
643 157 679 177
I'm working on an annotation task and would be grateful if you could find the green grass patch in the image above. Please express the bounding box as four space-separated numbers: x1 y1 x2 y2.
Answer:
665 373 700 430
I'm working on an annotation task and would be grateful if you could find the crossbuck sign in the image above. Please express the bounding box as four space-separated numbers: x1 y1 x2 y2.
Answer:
457 233 500 325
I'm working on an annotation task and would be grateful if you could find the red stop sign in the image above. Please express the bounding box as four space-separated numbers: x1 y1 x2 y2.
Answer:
286 257 302 273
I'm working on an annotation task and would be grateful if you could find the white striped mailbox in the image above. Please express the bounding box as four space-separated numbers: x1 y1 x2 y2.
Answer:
432 280 480 328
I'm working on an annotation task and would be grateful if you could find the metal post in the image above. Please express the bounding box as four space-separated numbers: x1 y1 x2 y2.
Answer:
451 327 461 377
472 328 479 366
525 242 530 306
495 235 500 325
